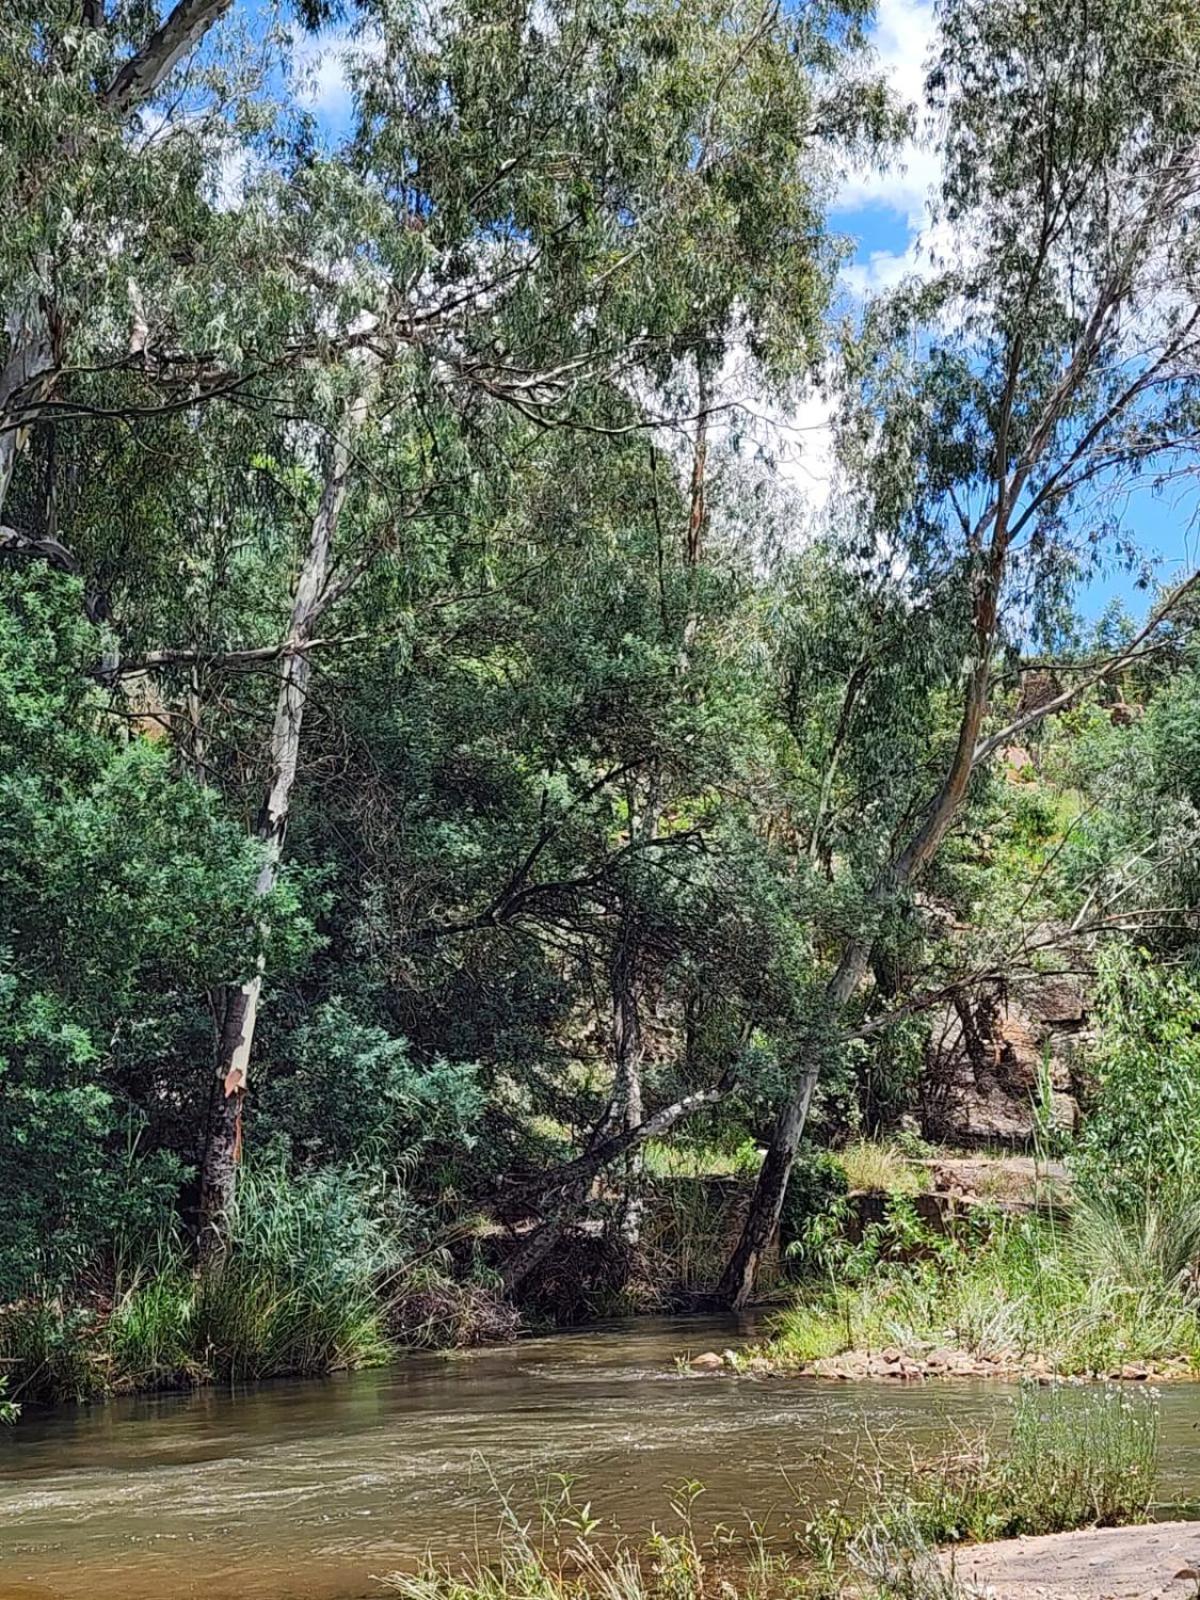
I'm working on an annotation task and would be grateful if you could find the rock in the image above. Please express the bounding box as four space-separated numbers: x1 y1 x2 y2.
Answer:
1121 1364 1149 1381
689 1351 723 1371
1023 976 1087 1027
924 976 1083 1147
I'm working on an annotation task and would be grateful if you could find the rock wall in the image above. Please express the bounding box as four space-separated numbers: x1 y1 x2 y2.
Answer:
921 967 1089 1146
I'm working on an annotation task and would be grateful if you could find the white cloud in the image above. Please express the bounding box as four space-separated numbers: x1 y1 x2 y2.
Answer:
751 1 941 514
291 26 382 122
836 0 941 229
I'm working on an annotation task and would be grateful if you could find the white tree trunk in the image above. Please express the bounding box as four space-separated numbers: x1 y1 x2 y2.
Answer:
199 399 364 1236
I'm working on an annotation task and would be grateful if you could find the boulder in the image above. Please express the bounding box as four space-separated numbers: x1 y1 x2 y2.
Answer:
689 1351 723 1372
923 966 1085 1147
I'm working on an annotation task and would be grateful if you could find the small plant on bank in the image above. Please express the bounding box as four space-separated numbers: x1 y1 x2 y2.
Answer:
801 1381 1159 1570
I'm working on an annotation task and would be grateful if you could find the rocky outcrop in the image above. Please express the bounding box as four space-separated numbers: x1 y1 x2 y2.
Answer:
921 964 1089 1147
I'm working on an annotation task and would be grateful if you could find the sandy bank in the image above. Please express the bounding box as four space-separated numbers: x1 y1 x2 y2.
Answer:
944 1521 1200 1600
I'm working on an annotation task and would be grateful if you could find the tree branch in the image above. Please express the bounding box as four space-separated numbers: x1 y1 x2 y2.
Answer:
101 0 234 113
973 568 1200 765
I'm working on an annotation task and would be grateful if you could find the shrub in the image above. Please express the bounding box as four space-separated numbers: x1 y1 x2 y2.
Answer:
0 1298 107 1404
1076 950 1200 1211
257 1000 481 1167
778 1144 848 1270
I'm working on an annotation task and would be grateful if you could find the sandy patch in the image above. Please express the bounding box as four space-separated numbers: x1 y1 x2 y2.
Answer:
945 1521 1200 1600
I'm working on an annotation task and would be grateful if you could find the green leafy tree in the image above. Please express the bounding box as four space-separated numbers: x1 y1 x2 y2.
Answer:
720 0 1200 1305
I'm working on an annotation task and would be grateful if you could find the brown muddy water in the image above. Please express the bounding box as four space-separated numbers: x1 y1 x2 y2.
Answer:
2 1314 1199 1600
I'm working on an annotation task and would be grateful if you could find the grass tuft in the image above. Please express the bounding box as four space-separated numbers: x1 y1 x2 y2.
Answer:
836 1141 929 1197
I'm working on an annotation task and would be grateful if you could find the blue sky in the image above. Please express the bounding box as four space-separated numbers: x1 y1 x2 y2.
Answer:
249 0 1196 623
821 0 1199 622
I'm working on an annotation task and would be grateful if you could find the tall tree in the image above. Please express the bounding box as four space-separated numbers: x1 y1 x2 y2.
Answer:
720 0 1200 1306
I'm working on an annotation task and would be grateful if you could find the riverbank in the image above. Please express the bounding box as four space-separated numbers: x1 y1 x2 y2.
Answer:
947 1523 1200 1600
726 1174 1200 1385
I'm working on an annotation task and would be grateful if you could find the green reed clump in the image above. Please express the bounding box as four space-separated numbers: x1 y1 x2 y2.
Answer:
106 1265 200 1389
1 1162 411 1405
0 1297 107 1404
192 1162 400 1380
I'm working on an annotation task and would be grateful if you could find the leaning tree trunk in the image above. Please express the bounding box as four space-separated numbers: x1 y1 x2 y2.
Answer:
197 412 359 1239
717 568 1002 1309
715 940 870 1307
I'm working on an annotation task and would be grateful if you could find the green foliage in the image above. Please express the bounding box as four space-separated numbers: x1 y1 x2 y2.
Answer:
0 567 292 1297
257 1000 481 1167
778 1145 849 1271
6 0 1200 1394
760 1202 1200 1378
3 1162 413 1401
1075 950 1200 1210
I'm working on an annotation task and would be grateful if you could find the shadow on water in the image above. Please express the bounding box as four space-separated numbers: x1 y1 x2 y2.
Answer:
2 1313 1200 1600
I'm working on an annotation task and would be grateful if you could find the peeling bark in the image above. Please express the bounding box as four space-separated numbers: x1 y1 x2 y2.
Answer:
610 918 646 1246
198 400 363 1240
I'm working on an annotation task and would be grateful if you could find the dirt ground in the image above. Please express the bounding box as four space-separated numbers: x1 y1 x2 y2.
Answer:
944 1522 1200 1599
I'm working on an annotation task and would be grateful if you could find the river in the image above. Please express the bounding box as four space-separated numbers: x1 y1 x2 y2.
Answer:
2 1315 1198 1600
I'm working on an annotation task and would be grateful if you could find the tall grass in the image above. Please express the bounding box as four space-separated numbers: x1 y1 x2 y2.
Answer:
193 1163 399 1380
2 1162 408 1404
836 1141 929 1197
0 1298 107 1404
641 1140 762 1178
762 1193 1200 1377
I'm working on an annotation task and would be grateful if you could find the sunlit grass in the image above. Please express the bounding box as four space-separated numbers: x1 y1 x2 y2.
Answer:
760 1198 1200 1379
641 1140 763 1179
836 1141 930 1197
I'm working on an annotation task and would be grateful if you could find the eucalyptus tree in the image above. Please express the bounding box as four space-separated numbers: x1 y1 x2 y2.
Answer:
719 0 1200 1306
2 0 903 1232
260 408 815 1289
